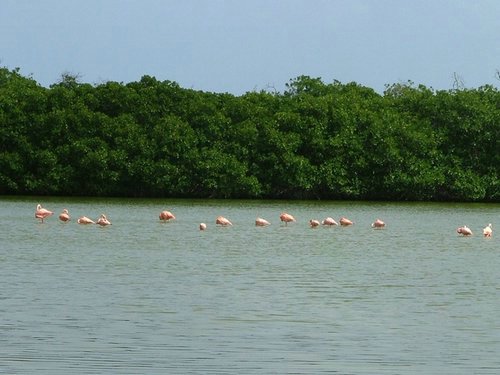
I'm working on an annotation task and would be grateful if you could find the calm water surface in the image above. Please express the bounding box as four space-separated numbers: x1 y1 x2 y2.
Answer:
0 197 499 374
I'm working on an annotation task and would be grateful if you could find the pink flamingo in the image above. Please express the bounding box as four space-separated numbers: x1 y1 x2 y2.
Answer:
59 209 70 222
216 216 232 226
280 213 296 226
309 219 320 228
457 225 472 236
96 214 111 226
35 204 54 223
255 217 271 227
371 219 385 228
159 210 176 222
77 216 95 225
322 217 338 226
199 223 207 231
339 217 354 226
483 224 492 237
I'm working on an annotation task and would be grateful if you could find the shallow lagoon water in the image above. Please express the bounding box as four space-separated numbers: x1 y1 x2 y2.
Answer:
0 197 499 374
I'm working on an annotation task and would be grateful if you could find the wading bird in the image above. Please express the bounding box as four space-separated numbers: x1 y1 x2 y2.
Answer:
159 210 176 222
279 213 296 225
371 219 385 228
35 204 53 223
483 223 492 237
96 214 112 226
322 217 338 226
339 217 354 226
457 225 472 236
216 216 232 226
77 216 95 225
59 209 70 222
255 217 271 226
309 219 320 228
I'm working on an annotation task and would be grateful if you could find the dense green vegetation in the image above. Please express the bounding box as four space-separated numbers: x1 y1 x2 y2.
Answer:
0 67 498 201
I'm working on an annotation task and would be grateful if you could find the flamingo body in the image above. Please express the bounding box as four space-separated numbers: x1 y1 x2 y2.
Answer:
59 209 70 222
35 204 53 223
255 217 271 227
309 219 320 228
77 216 95 225
371 219 385 228
280 213 296 225
159 210 176 222
322 217 338 226
339 217 353 226
216 216 232 226
457 225 472 236
483 224 492 237
96 214 111 226
199 223 207 231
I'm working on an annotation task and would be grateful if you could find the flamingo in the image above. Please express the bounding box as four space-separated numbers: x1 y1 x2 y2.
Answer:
159 210 176 222
339 217 354 226
35 204 54 223
199 223 207 231
483 223 492 237
280 213 296 226
371 219 385 228
216 216 232 226
322 217 338 226
77 216 95 224
309 219 320 228
96 214 111 226
255 217 271 227
457 225 472 236
59 209 70 222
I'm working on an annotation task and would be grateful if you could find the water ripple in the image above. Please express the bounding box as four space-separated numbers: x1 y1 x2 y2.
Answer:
0 199 499 374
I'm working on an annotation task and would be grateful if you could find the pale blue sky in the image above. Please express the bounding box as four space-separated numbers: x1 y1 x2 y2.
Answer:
2 0 499 94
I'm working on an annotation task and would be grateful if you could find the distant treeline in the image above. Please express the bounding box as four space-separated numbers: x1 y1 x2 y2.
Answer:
0 67 498 201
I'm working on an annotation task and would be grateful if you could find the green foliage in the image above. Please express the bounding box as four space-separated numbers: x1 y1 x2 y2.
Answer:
0 68 498 201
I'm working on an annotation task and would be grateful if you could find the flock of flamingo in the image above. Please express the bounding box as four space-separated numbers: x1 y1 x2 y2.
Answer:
35 204 111 226
34 204 493 237
457 224 492 237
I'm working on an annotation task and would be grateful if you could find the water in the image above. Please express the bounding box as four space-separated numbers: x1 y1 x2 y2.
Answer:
0 197 498 374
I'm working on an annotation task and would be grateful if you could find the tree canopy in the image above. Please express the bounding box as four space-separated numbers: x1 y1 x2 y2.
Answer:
0 67 498 201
